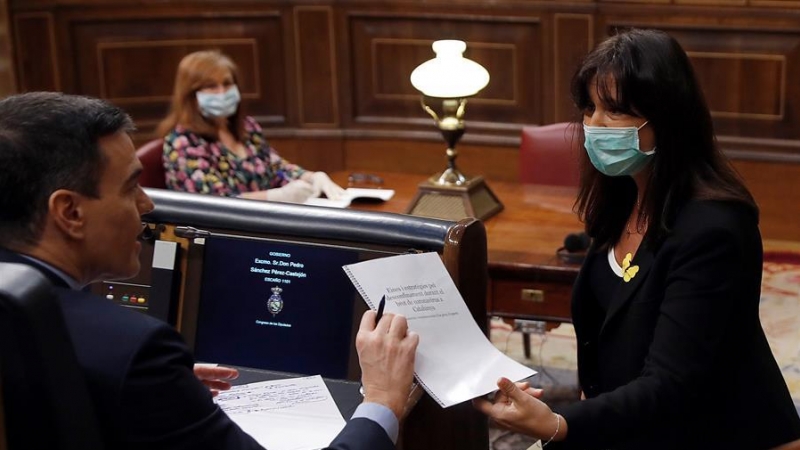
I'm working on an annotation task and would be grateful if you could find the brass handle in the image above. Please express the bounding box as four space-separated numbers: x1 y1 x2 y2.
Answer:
521 288 544 303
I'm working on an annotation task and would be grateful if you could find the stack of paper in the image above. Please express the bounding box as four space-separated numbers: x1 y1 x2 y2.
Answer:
215 375 346 450
342 252 536 407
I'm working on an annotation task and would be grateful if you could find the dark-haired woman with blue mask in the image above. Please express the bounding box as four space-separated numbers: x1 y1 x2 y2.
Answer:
475 28 800 449
157 50 345 203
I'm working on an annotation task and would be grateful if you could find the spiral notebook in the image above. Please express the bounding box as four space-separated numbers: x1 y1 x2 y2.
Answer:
342 252 535 408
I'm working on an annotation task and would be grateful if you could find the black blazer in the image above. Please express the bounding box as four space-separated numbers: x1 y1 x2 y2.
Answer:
0 249 394 450
554 201 800 450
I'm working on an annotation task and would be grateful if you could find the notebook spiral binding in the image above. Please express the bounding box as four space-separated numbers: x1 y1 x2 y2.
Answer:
343 267 375 310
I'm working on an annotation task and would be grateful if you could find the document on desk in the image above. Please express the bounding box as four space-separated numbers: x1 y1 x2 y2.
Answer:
342 252 536 408
304 188 395 208
214 375 346 450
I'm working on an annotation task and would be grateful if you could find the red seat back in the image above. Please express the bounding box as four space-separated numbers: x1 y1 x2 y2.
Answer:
135 138 166 189
519 123 581 187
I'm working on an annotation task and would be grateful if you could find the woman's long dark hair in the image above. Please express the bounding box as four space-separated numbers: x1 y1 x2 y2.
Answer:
571 28 757 249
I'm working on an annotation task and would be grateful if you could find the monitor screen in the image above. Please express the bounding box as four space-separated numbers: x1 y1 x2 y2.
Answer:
193 235 381 379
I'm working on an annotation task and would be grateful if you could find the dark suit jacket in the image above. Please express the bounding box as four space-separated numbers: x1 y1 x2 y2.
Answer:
553 201 800 450
0 248 394 450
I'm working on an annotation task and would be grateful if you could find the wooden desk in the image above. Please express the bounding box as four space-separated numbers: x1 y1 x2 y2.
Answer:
332 171 584 324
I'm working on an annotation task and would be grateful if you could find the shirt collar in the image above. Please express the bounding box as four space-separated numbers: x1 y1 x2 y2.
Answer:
17 254 83 291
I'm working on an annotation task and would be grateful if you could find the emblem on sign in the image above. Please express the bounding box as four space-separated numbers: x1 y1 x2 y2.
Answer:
267 286 284 316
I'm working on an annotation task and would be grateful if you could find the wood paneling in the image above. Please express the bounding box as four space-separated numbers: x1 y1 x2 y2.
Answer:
68 13 286 129
0 0 16 96
348 13 542 131
13 12 58 91
553 14 593 122
665 28 800 141
294 6 338 127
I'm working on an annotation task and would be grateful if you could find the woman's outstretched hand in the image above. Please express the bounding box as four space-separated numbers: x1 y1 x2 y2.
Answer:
473 377 565 442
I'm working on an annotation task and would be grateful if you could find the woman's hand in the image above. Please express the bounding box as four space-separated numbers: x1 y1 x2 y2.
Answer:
473 377 566 442
308 172 346 200
194 364 239 397
265 179 315 203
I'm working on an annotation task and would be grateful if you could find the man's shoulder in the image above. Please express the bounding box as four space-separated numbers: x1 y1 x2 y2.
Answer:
56 287 178 350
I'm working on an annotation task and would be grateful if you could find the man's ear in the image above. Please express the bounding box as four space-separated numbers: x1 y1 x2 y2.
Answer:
49 189 87 240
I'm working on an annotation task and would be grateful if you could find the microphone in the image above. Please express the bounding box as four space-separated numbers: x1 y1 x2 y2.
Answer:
557 232 590 264
173 226 211 239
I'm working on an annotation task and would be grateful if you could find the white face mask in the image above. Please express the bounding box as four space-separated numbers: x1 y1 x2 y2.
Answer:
196 85 241 119
583 121 656 177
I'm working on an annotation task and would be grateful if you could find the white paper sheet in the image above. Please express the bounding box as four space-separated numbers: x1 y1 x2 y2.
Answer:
304 188 395 208
215 375 346 450
343 252 536 407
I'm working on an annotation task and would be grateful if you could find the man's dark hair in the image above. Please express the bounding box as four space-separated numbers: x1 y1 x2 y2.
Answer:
0 92 135 247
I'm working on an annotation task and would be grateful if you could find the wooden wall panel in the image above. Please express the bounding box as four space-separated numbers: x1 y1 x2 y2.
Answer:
347 14 542 133
667 28 800 142
295 6 338 127
0 0 16 96
553 14 593 123
69 14 285 130
13 12 58 91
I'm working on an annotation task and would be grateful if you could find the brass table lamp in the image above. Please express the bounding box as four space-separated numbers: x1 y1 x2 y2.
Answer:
406 40 503 221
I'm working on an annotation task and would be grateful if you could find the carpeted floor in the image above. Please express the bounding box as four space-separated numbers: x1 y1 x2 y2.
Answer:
487 241 800 450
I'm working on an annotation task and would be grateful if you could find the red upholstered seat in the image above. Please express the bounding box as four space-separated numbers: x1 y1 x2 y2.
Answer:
135 138 166 189
519 122 580 187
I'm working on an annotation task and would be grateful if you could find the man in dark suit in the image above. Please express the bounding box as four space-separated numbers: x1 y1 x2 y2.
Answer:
0 92 418 450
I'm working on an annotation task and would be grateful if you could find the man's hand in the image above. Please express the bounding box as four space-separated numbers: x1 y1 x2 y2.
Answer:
356 310 419 419
194 364 239 397
473 377 565 441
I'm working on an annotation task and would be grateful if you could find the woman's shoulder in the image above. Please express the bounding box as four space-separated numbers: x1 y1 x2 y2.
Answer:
165 124 210 145
244 116 262 132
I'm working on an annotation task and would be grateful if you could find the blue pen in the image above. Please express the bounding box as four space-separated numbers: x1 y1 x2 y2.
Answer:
375 295 386 323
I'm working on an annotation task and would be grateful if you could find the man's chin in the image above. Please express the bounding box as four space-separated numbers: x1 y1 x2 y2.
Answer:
96 263 141 283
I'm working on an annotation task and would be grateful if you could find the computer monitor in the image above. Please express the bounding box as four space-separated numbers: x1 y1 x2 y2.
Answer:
188 234 393 380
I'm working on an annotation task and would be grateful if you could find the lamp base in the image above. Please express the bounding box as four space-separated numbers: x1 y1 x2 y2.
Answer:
405 176 503 221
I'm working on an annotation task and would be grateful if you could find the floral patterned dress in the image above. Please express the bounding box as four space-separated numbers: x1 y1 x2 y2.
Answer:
162 116 305 196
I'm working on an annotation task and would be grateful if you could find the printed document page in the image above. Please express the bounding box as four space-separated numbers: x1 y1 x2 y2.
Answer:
215 375 346 450
343 252 536 407
304 188 395 208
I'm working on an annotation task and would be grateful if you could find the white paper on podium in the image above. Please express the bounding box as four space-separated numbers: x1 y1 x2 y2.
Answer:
304 188 395 208
342 252 536 407
215 375 346 450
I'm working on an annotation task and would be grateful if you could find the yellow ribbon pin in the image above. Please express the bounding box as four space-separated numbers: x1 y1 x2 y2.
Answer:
621 252 639 283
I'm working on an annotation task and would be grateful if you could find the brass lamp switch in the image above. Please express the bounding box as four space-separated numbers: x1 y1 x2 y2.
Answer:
521 288 544 303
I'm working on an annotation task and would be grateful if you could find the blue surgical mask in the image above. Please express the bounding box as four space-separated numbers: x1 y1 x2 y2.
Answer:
196 85 241 119
583 121 656 177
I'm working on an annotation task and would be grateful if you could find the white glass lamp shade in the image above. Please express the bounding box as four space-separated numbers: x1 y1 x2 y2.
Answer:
410 40 490 98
